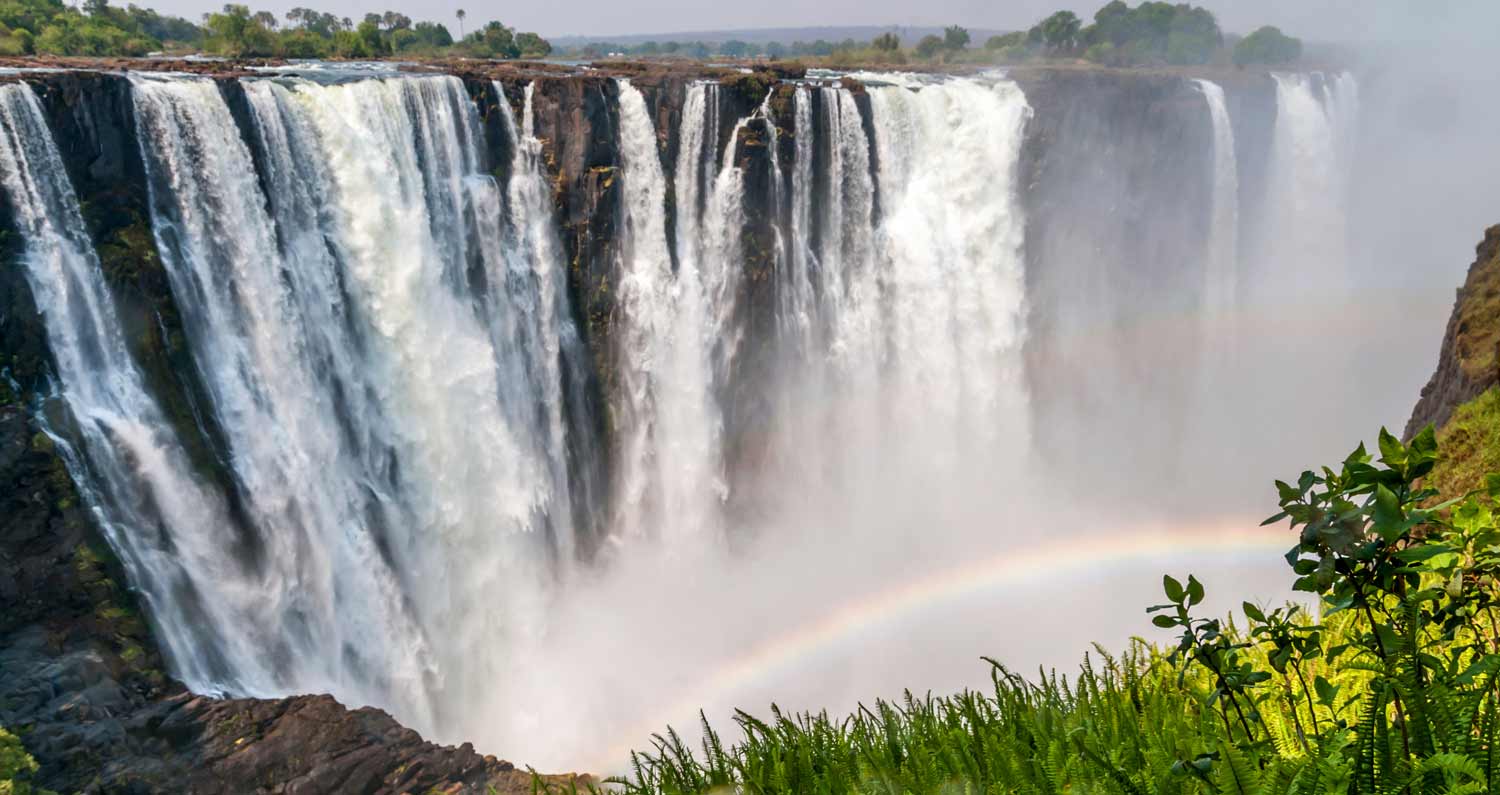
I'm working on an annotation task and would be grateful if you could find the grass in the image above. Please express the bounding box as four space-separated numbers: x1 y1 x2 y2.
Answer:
1431 388 1500 498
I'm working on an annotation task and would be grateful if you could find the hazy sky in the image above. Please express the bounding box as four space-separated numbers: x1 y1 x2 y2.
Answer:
137 0 1481 44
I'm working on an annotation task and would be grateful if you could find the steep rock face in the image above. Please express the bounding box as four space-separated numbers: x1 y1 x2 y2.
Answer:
1407 225 1500 437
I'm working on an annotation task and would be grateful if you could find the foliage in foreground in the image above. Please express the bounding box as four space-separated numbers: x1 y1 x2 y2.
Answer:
541 426 1500 794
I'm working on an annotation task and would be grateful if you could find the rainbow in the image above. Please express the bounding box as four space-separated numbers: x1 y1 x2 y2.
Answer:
596 517 1292 767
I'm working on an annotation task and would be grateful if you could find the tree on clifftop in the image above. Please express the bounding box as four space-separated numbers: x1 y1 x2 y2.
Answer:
1233 24 1302 65
1034 10 1081 52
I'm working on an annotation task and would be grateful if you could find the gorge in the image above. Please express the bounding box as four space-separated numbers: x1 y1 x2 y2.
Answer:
0 59 1475 789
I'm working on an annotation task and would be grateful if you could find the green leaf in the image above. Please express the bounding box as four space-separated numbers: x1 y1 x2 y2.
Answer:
1163 574 1185 604
1314 675 1337 704
1345 441 1369 465
1372 484 1403 540
1241 601 1266 623
1408 423 1437 457
1377 427 1406 467
1152 615 1177 629
1185 575 1205 606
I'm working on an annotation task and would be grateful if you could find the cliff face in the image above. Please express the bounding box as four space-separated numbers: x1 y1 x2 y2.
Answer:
1407 225 1500 437
1401 225 1500 500
0 61 1274 791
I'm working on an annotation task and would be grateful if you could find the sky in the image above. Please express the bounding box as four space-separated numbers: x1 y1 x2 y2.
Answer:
138 0 1481 45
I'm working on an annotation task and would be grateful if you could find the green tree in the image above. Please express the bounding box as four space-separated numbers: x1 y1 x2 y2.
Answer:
1233 24 1301 65
203 3 274 56
515 30 549 57
942 24 968 50
354 18 386 54
464 19 517 58
914 33 942 58
1034 9 1081 52
984 31 1024 50
410 20 451 48
872 31 899 51
454 7 464 38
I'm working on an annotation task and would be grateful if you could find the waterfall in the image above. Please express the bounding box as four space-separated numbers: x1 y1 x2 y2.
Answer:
817 86 878 381
132 73 448 726
759 76 1032 516
1194 79 1239 314
493 80 601 562
0 82 270 694
864 76 1031 473
123 72 583 737
8 63 1384 770
780 85 818 355
1255 72 1359 300
610 78 726 544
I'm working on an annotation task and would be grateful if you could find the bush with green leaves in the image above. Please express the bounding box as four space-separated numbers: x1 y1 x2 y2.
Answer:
544 425 1500 794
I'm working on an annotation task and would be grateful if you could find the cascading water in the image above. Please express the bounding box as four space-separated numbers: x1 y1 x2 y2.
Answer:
123 72 591 736
492 79 601 563
610 78 737 546
864 76 1031 466
1253 72 1359 299
1194 78 1239 314
0 81 268 695
132 75 441 723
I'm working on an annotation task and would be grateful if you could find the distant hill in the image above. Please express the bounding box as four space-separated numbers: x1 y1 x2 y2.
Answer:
550 25 1010 48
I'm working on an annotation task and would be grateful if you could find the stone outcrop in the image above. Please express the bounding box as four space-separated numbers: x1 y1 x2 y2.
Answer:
1407 225 1500 438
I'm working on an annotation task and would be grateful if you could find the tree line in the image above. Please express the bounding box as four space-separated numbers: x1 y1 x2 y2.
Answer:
997 1 1302 66
0 0 551 59
565 2 1303 68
